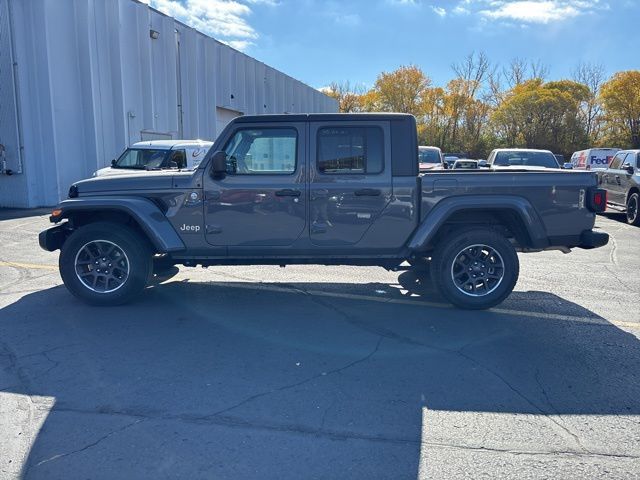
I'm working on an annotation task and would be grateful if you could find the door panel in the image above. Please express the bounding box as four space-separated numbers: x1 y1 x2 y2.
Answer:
203 123 307 246
605 152 627 205
309 122 392 246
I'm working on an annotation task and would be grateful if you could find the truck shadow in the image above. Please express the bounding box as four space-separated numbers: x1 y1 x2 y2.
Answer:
1 281 638 479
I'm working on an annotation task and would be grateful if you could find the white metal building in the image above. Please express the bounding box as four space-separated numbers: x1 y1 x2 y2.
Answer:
0 0 337 207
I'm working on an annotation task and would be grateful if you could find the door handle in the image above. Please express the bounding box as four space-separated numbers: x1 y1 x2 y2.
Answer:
275 189 301 197
354 188 381 196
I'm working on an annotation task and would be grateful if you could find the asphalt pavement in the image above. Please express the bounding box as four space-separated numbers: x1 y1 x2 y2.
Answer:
0 210 638 479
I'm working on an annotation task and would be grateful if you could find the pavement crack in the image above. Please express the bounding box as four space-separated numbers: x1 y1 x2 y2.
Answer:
28 418 144 473
205 336 383 419
457 347 592 455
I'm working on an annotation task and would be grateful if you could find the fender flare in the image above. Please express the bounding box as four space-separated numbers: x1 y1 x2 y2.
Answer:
56 197 186 253
407 195 548 251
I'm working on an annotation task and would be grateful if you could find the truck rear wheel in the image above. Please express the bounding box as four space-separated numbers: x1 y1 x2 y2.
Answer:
59 222 153 305
430 228 519 310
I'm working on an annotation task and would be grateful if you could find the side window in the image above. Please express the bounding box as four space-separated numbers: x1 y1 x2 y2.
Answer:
169 149 186 169
223 128 297 174
317 126 384 174
637 153 640 169
610 153 626 170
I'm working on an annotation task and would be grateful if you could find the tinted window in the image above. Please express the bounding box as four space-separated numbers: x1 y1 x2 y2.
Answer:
224 128 297 174
317 127 383 174
114 149 168 170
610 153 626 170
419 149 441 164
492 151 559 168
168 149 186 169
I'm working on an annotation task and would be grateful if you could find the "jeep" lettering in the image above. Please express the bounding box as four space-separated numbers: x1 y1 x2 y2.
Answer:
180 224 201 233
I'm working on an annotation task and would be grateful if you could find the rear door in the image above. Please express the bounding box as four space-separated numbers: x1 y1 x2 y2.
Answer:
309 121 392 246
203 122 307 247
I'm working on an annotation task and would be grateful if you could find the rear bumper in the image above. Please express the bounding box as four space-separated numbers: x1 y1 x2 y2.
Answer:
578 230 609 249
39 224 70 252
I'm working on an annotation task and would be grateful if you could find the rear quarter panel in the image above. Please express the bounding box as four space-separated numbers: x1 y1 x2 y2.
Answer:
420 170 598 238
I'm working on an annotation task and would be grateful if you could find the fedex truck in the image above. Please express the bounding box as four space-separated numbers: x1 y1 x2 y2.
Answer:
571 148 620 170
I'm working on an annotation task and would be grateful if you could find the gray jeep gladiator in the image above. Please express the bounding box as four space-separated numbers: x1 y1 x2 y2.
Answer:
40 114 609 309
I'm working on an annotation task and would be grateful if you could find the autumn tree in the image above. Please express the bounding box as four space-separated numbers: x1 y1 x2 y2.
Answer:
600 70 640 148
324 81 366 113
372 65 431 117
491 79 590 154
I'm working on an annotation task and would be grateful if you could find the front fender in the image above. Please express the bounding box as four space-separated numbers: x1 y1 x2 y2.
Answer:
55 197 186 253
408 195 548 251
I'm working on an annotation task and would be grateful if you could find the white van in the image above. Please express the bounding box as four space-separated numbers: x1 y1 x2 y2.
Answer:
570 148 620 170
94 140 213 177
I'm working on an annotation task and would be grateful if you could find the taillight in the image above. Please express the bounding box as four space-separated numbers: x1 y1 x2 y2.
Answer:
588 188 607 212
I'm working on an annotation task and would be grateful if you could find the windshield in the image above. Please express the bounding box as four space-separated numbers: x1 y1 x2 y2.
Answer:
114 148 169 170
492 151 559 168
419 149 441 164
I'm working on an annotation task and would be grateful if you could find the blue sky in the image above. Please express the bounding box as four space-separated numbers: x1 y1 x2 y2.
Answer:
143 0 640 89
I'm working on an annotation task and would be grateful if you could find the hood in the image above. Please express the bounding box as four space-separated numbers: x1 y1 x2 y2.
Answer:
93 167 138 177
72 170 182 195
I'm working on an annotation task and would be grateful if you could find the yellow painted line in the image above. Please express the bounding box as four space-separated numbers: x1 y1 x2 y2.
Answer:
0 263 636 329
0 261 58 271
202 280 639 329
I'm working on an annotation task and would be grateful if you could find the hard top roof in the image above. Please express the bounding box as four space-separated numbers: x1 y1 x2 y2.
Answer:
233 113 415 123
130 140 213 150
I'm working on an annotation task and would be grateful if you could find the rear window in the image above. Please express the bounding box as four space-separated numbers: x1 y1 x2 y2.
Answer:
419 149 441 164
317 127 384 174
493 151 559 168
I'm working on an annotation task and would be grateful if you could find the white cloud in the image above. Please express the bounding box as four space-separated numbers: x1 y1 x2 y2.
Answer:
452 0 607 24
431 5 447 16
141 0 278 50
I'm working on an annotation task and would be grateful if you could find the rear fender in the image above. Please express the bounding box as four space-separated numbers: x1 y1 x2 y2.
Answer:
408 195 548 251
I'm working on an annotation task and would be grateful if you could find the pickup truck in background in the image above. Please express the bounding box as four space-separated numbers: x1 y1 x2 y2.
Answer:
595 149 640 225
40 114 609 310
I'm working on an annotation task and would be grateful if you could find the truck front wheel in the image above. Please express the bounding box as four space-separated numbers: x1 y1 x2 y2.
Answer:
59 222 153 305
430 228 519 310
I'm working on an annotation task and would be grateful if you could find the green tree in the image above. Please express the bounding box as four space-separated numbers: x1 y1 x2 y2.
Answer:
491 79 590 155
600 71 640 148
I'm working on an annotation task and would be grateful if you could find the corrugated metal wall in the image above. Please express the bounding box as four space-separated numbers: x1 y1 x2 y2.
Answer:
0 0 337 207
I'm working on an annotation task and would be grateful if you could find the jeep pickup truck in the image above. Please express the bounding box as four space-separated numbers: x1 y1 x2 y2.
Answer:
40 114 609 310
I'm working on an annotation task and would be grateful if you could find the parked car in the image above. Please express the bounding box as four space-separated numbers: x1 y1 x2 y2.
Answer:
443 152 468 169
570 148 620 170
418 146 444 172
95 140 213 177
595 149 640 225
451 159 479 169
40 113 608 310
487 148 561 169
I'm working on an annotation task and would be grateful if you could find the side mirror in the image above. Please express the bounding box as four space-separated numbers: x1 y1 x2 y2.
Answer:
563 162 574 170
168 161 178 169
211 150 227 179
111 159 116 167
623 163 635 175
478 159 488 168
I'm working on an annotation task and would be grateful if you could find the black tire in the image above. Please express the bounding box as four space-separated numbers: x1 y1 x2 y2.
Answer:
59 222 153 305
430 227 519 310
626 193 640 226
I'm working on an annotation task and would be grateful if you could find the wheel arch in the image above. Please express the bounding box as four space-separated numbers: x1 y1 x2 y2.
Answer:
55 197 186 254
408 195 548 252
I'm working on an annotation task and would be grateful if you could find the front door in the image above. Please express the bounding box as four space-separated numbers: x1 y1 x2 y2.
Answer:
309 121 392 246
203 123 306 247
604 152 628 205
